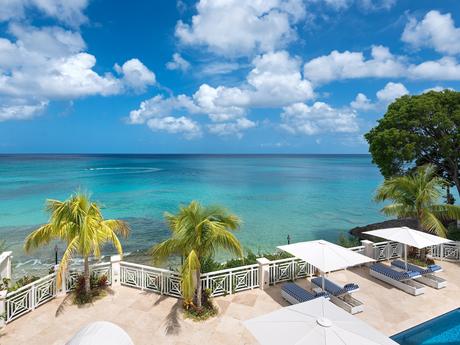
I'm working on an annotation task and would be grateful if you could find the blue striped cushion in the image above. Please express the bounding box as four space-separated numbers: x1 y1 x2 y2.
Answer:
392 260 442 275
311 277 359 296
282 283 323 302
370 263 420 281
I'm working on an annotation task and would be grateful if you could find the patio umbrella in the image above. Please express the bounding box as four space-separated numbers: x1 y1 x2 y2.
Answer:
364 227 452 270
278 240 375 290
66 321 134 345
244 297 398 345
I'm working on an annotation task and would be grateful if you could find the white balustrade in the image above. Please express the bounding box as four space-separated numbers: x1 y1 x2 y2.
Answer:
268 257 314 285
373 241 402 261
431 242 460 261
348 245 365 254
119 261 182 298
201 264 259 297
5 273 56 323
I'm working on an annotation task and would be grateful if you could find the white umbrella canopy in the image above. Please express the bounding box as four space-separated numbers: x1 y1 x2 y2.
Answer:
363 227 452 249
66 321 134 345
244 297 398 345
278 240 375 272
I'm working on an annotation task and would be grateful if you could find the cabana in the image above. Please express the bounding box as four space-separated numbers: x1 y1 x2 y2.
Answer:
365 227 450 289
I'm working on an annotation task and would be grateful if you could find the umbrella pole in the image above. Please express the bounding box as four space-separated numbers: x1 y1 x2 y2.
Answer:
322 271 325 291
405 244 408 270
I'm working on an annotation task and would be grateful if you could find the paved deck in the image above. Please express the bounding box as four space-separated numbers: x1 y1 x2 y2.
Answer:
1 261 459 344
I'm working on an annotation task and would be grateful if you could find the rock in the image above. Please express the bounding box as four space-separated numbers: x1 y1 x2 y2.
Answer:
349 218 418 241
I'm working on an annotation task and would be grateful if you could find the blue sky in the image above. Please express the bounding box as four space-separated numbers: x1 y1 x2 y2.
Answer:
0 0 459 153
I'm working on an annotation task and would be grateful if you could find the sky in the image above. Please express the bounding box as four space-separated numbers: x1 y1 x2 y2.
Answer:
0 0 459 154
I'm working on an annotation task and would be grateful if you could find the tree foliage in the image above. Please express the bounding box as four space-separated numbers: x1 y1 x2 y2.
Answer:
151 201 242 308
374 164 460 237
24 192 130 294
365 90 460 197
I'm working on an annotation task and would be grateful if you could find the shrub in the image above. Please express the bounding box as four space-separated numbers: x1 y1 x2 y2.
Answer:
183 288 217 321
337 233 361 248
73 273 109 305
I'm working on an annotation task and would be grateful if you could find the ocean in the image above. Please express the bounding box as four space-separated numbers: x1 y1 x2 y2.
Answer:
0 154 386 276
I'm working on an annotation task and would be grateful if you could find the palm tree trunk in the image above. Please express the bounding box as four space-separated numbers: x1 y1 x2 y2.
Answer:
195 269 202 309
84 257 91 294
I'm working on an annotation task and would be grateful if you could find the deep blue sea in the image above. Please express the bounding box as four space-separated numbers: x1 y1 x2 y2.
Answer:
0 154 386 276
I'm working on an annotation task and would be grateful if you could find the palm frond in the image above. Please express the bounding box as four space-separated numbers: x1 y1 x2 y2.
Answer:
181 250 200 302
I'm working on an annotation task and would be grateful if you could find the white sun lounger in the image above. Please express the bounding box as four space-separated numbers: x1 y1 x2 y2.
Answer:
391 260 446 289
369 263 425 296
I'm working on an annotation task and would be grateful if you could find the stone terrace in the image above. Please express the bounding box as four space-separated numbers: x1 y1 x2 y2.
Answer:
1 261 459 345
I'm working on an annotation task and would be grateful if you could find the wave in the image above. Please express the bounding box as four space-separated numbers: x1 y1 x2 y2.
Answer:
87 167 161 172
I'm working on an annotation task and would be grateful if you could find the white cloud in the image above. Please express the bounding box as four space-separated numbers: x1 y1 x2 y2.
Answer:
304 46 460 83
175 0 306 56
0 23 155 121
0 100 48 121
166 53 190 72
303 45 406 84
281 102 359 135
114 58 156 92
351 82 408 110
376 82 408 102
208 118 256 138
200 62 240 75
315 0 396 11
408 57 460 80
350 93 374 110
402 11 460 55
147 116 201 139
0 0 89 27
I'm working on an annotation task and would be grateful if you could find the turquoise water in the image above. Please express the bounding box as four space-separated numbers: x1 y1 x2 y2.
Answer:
392 308 460 344
0 154 386 275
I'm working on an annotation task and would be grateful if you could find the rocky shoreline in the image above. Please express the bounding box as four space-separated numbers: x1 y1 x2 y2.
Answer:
349 218 418 241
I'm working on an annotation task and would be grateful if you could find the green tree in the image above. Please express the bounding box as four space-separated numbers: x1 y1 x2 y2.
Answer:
151 201 242 309
365 90 460 198
24 192 130 294
375 165 460 237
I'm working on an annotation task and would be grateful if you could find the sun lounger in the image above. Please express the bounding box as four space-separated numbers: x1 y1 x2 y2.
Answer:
311 277 363 314
391 260 446 289
369 263 425 296
281 283 329 305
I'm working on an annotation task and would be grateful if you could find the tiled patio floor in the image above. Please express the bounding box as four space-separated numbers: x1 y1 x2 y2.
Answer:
1 261 459 344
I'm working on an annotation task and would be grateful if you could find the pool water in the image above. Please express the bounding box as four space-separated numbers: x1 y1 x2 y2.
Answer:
392 308 460 344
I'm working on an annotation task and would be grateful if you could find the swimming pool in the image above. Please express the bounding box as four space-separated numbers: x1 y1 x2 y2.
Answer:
391 308 460 344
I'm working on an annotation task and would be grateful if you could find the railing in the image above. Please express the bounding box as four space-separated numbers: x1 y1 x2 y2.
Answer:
119 261 182 298
268 257 314 285
431 242 460 261
66 262 112 292
348 245 365 254
373 241 403 261
5 273 56 323
201 264 259 297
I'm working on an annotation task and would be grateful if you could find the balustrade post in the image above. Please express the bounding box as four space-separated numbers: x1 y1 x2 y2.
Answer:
0 289 6 328
110 255 121 287
361 240 375 263
256 257 271 290
0 251 12 280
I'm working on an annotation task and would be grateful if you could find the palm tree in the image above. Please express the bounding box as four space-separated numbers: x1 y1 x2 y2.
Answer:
24 192 130 294
375 164 460 237
151 201 242 309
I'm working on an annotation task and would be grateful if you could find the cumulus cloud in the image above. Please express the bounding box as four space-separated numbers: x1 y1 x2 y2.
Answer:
281 102 359 135
402 11 460 55
175 0 306 56
0 0 89 27
350 82 409 110
166 53 190 72
147 116 201 139
0 23 154 121
208 118 256 138
114 59 156 92
304 45 460 83
314 0 396 11
303 46 405 84
0 100 48 121
376 82 408 102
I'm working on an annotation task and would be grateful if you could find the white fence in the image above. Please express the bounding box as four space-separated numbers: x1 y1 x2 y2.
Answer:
201 264 259 297
66 262 113 292
431 242 460 261
268 257 314 285
120 261 182 298
5 273 56 323
372 241 403 261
